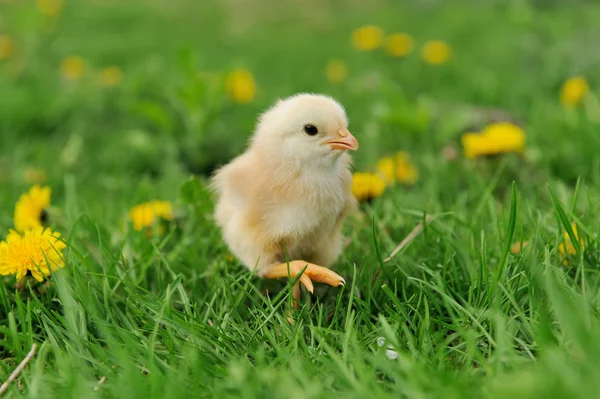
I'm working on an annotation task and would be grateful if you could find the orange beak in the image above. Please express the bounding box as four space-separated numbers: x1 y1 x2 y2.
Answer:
323 128 359 151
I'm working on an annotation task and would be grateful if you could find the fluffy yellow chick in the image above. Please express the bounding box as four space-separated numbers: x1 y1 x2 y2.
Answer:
211 93 359 294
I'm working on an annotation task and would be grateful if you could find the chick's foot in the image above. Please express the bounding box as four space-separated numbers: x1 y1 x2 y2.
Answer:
262 260 346 293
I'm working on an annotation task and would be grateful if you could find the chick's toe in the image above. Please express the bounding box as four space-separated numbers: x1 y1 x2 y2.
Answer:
262 260 345 292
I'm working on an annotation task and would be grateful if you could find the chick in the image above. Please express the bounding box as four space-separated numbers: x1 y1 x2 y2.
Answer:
211 93 359 294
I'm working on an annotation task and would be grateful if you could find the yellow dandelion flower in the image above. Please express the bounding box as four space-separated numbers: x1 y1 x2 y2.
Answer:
37 0 63 16
352 25 384 51
558 224 584 262
0 227 66 282
377 157 395 185
351 172 386 203
376 153 418 185
395 152 418 184
560 76 589 108
325 59 348 84
510 240 528 255
461 133 488 158
461 122 525 158
0 35 15 60
23 167 47 184
99 66 123 87
421 40 452 65
384 33 414 57
225 67 256 104
128 200 174 233
60 56 86 81
14 185 51 232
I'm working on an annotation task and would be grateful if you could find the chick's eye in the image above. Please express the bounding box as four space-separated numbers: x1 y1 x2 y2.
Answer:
303 124 319 136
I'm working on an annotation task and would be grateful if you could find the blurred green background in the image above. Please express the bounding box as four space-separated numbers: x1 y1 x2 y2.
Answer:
2 0 599 196
2 0 600 397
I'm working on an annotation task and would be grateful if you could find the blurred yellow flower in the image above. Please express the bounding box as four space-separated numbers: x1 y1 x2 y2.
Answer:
376 152 418 185
384 33 414 57
99 66 123 87
461 122 525 158
0 35 15 60
352 25 384 51
377 158 395 184
37 0 63 16
558 223 584 260
351 172 386 203
421 40 452 65
560 76 589 107
128 200 174 233
510 240 528 255
60 56 86 81
325 59 348 84
225 67 256 104
14 185 51 232
24 167 47 184
0 227 66 282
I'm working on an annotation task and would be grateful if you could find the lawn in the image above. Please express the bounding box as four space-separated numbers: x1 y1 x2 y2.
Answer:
1 0 600 397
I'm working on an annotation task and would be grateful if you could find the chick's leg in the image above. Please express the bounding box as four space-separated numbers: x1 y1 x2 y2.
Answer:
292 282 301 311
262 260 345 293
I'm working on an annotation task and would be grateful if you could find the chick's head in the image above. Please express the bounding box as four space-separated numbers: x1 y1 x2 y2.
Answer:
251 93 359 167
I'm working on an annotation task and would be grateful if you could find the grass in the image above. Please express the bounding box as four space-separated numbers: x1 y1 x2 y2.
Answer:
2 0 600 397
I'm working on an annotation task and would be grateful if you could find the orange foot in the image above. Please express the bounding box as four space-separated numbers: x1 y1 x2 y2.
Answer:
262 260 345 293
